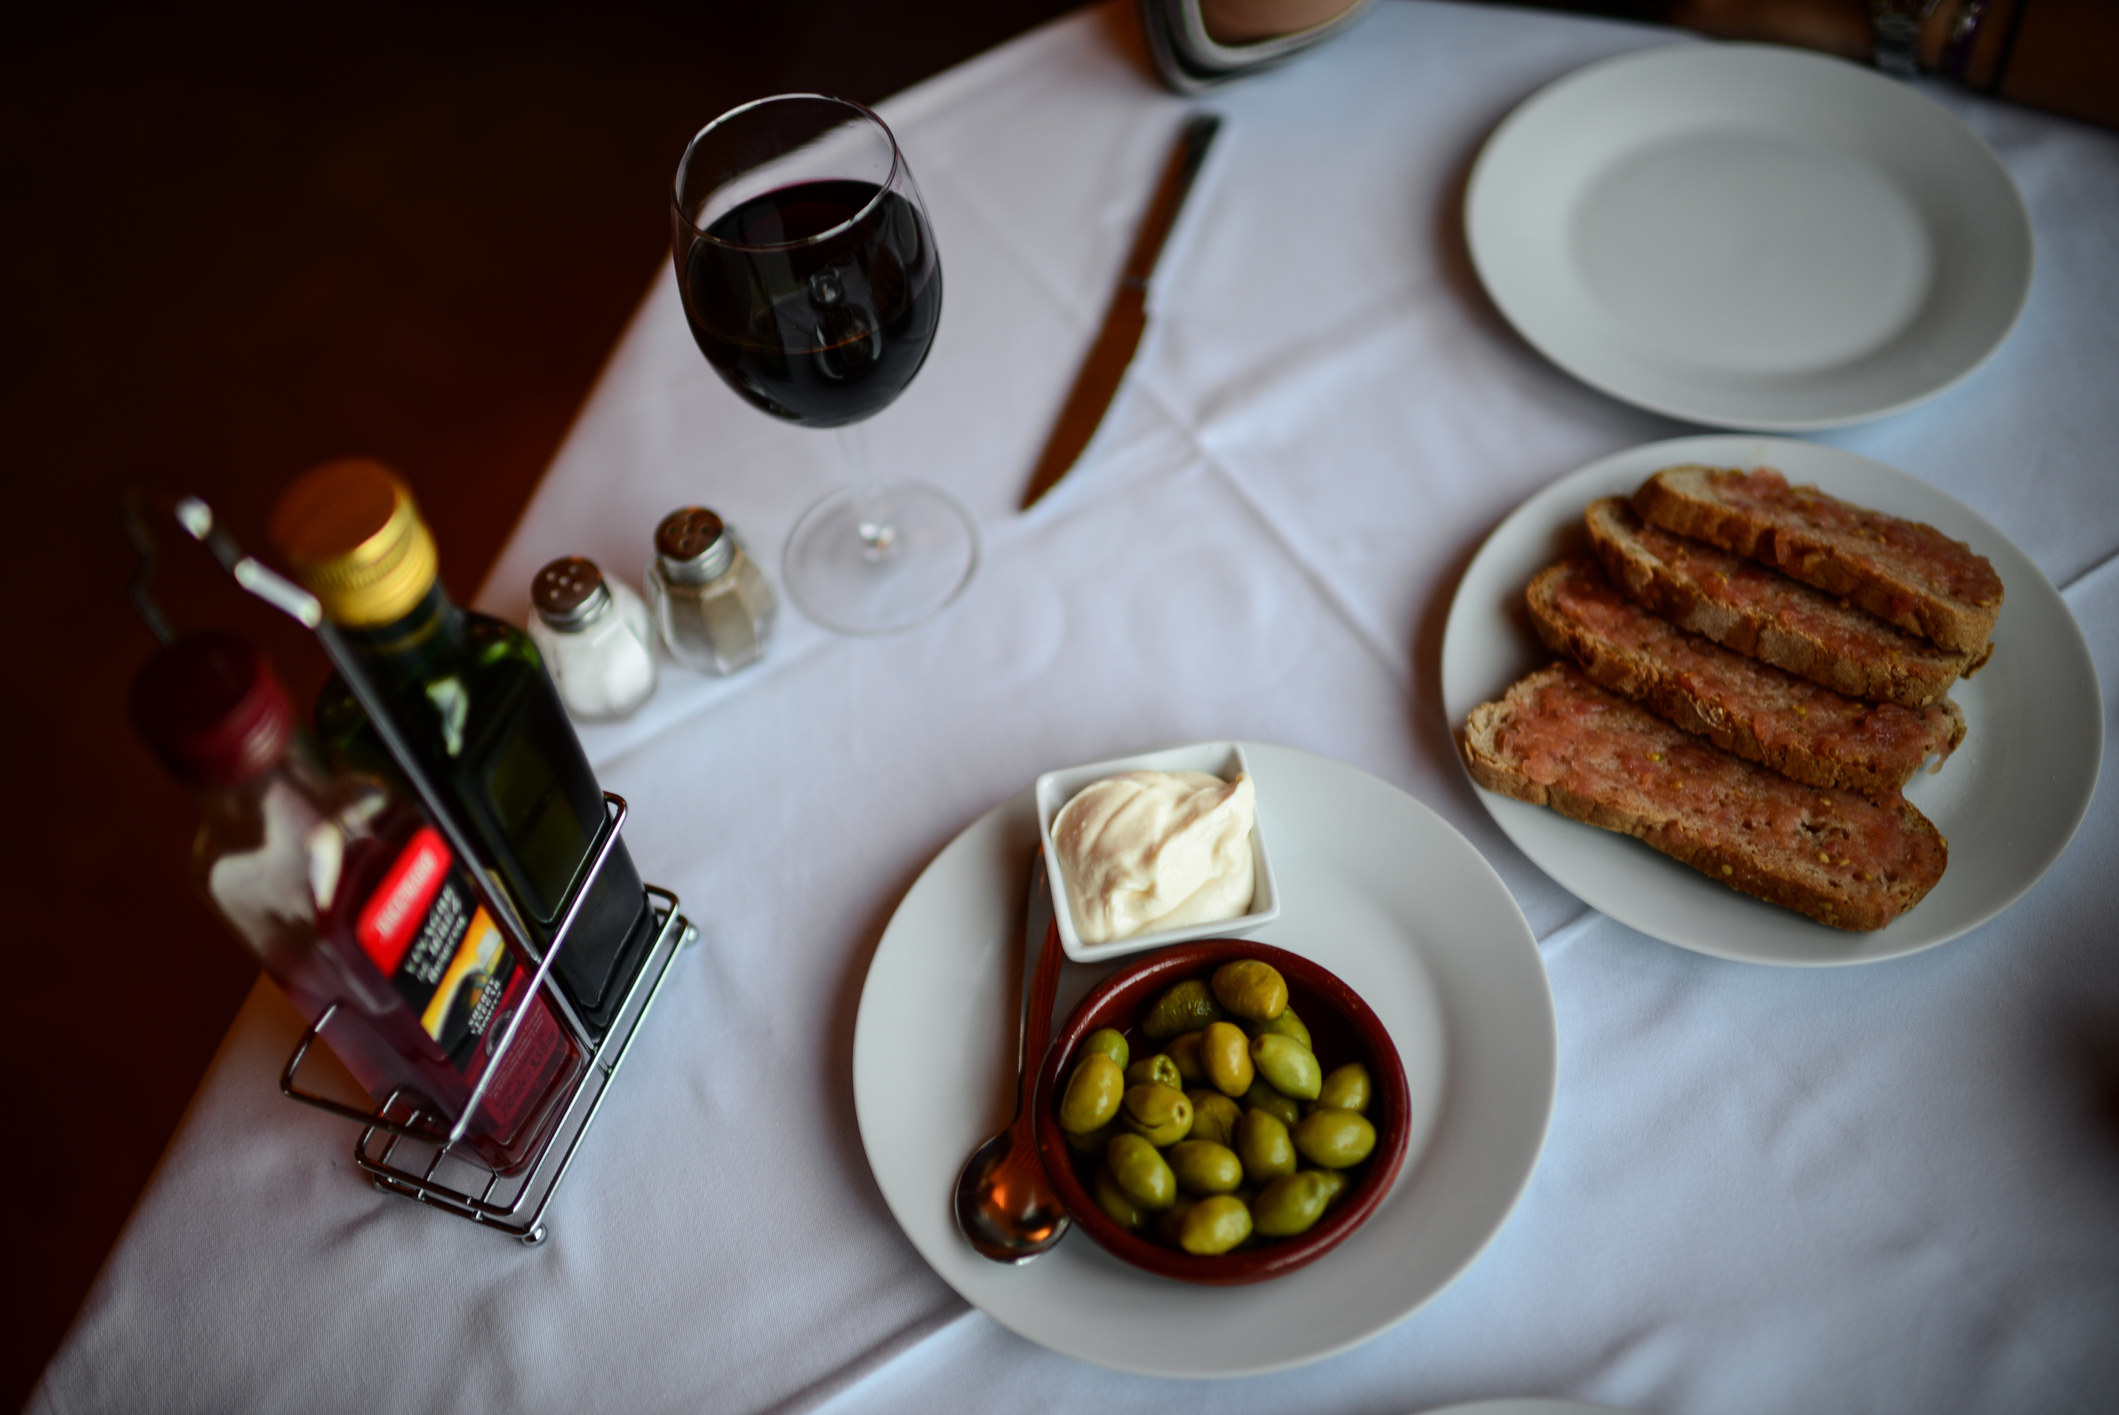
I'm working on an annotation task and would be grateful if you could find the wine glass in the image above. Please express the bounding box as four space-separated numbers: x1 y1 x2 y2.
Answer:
672 95 976 636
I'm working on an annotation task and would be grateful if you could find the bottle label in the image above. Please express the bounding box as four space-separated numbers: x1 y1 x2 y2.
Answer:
355 825 560 1126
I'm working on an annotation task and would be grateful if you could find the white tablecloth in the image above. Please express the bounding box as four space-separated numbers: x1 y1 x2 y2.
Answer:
37 3 2119 1412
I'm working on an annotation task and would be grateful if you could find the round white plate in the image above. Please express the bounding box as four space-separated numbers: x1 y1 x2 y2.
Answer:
1441 435 2103 966
1466 43 2032 430
853 743 1554 1377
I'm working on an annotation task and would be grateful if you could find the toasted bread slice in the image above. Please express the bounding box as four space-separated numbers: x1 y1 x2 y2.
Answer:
1528 560 1965 796
1634 465 2002 654
1462 663 1948 931
1586 497 1989 709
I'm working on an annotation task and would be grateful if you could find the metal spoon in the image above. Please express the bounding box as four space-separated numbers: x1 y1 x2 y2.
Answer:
953 853 1071 1263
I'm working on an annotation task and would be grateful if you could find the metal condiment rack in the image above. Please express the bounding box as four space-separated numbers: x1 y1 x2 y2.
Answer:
279 818 695 1246
161 492 695 1245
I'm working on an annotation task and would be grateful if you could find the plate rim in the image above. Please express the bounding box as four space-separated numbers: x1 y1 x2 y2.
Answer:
1414 1402 1638 1415
1464 41 2034 431
1440 433 2104 965
851 740 1556 1377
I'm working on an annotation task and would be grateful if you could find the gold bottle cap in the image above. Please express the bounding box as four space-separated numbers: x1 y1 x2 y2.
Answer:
269 458 440 628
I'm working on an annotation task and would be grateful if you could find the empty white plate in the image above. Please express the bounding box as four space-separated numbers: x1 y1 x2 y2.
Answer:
1466 43 2032 430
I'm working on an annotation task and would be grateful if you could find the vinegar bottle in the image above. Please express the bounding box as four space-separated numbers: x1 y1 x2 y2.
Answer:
131 633 583 1174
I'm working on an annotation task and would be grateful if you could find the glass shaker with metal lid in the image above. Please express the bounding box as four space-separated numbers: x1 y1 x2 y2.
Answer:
646 507 776 675
526 556 658 721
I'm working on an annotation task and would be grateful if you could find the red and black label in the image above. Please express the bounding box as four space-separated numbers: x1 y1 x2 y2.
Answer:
354 826 559 1124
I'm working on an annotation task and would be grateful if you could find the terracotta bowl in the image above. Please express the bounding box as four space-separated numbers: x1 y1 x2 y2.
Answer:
1032 939 1410 1285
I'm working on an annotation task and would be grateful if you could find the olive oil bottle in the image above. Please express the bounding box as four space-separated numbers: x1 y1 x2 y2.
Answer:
270 459 656 1041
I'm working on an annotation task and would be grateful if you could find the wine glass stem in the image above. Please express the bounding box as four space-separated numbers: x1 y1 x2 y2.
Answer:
841 422 897 559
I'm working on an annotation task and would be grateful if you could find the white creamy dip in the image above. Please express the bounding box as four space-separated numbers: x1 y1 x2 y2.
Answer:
1052 770 1257 945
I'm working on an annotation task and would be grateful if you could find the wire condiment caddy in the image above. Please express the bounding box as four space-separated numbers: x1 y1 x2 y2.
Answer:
134 490 696 1245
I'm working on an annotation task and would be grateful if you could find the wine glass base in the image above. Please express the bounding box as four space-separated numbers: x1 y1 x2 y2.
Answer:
783 481 979 636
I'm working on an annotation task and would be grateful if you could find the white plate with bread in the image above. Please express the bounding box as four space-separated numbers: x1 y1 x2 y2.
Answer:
1466 44 2032 430
1441 435 2101 966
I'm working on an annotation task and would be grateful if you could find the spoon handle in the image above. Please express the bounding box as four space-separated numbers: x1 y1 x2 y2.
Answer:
1016 918 1063 1117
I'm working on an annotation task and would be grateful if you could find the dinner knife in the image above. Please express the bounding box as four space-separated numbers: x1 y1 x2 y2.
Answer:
1019 110 1222 511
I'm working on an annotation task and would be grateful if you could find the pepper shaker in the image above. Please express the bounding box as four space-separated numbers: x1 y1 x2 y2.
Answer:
526 556 659 720
646 507 777 675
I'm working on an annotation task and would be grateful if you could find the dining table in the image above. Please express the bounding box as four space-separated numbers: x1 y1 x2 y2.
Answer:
32 2 2119 1412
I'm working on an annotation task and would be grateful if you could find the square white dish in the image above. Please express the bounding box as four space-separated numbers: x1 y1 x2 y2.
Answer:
1035 741 1280 963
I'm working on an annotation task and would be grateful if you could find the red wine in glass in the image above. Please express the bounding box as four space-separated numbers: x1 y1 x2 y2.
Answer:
680 178 943 428
672 96 975 636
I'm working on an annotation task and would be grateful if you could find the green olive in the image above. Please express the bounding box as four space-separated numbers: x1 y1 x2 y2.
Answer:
1141 980 1226 1042
1167 1140 1244 1196
1252 1171 1334 1237
1091 1165 1149 1230
1294 1109 1376 1169
1058 1053 1125 1134
1211 959 1288 1022
1237 1107 1297 1184
1200 1021 1255 1098
1187 1090 1243 1148
1081 1028 1130 1071
1064 1119 1116 1156
1124 1054 1183 1090
1245 1005 1312 1050
1176 1194 1253 1255
1313 1062 1372 1115
1165 1032 1208 1087
1105 1133 1178 1210
1240 1078 1301 1128
1095 964 1385 1258
1250 1033 1322 1101
1119 1083 1194 1146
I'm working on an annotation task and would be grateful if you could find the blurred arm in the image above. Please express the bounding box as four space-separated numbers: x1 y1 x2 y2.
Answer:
1199 0 2115 127
1669 0 2117 126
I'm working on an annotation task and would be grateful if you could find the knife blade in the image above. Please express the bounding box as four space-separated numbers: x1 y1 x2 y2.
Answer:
1019 111 1222 511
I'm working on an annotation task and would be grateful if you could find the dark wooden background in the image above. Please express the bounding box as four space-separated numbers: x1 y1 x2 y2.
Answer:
0 2 1085 1402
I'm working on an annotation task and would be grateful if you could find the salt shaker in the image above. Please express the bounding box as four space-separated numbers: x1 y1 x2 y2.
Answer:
646 506 776 675
526 557 659 720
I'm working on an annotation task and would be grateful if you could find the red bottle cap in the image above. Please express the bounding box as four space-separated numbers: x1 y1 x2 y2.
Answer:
130 633 295 787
